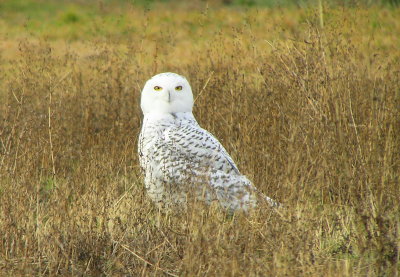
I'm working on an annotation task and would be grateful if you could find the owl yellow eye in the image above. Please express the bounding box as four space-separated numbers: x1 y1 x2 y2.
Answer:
175 86 183 91
154 86 162 91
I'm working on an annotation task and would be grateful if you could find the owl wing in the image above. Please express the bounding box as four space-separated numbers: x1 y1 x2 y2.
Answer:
162 123 241 176
154 123 280 210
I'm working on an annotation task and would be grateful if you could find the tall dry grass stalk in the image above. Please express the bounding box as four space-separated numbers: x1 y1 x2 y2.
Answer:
0 5 399 276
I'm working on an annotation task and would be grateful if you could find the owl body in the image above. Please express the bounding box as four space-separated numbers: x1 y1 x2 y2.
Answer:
138 73 277 212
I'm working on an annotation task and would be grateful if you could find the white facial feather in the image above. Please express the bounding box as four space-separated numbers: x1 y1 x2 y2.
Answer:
141 72 194 114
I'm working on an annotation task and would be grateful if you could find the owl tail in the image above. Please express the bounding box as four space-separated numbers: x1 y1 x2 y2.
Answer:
264 195 282 208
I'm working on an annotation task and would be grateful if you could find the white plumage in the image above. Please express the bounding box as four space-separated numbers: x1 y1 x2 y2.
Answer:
138 72 278 212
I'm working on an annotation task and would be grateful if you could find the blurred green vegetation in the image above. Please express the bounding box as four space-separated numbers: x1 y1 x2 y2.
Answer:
0 0 398 17
0 0 398 42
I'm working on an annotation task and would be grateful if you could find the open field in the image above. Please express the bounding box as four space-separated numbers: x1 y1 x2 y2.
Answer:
0 1 399 275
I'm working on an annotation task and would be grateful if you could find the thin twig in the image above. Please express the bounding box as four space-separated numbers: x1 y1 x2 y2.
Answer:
121 244 178 277
47 71 71 178
112 182 136 209
318 0 324 29
195 71 214 103
348 88 364 163
48 91 56 177
264 39 276 50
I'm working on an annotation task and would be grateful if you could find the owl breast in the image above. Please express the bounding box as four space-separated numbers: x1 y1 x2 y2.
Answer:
138 115 204 208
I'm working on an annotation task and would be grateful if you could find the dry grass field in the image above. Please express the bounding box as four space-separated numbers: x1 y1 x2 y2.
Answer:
0 1 399 276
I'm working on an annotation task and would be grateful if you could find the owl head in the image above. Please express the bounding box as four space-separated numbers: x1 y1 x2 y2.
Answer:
141 72 194 114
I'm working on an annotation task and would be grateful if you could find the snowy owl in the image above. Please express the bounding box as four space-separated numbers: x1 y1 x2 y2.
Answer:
138 72 278 212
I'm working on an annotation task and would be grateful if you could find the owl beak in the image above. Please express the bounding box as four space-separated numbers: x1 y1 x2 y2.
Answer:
167 90 171 103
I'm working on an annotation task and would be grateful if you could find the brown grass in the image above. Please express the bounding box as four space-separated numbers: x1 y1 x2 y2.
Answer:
0 4 399 276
